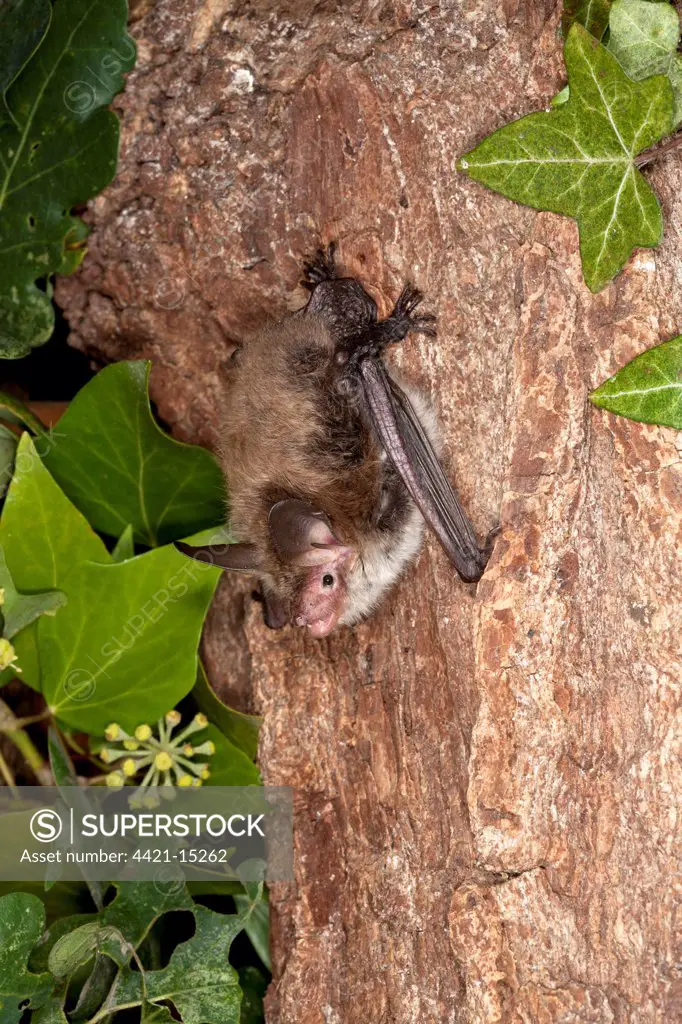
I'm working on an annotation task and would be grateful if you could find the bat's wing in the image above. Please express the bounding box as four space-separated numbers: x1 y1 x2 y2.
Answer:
358 357 489 582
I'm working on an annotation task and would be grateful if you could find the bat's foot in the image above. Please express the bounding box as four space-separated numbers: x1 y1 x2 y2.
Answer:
372 282 437 348
302 241 338 290
391 283 437 336
345 282 437 366
392 282 425 319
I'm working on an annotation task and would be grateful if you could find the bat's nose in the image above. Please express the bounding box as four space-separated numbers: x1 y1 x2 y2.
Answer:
294 615 307 627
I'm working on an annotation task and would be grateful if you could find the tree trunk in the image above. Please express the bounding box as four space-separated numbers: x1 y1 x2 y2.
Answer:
55 1 680 1020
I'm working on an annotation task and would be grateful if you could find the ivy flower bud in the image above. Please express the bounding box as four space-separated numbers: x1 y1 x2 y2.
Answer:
95 708 216 802
100 748 122 765
193 741 215 757
0 639 19 672
154 751 173 772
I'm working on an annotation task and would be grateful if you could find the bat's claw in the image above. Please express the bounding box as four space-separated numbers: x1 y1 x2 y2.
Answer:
408 313 437 337
392 282 424 318
302 241 338 290
380 282 437 342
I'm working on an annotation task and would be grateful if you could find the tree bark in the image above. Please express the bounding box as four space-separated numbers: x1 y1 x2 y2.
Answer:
56 1 681 1021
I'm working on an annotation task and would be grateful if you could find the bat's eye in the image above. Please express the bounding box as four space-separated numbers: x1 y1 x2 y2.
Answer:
322 573 335 588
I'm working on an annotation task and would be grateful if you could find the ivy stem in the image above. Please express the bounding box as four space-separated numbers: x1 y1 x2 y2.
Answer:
0 698 52 784
0 747 18 794
10 708 51 729
0 696 50 731
634 131 682 168
4 727 51 783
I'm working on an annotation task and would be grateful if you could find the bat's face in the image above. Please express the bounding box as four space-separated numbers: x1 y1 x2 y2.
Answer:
177 500 360 636
264 498 357 637
291 553 355 638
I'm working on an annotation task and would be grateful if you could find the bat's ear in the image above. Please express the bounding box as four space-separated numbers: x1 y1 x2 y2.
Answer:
269 499 349 567
175 541 263 573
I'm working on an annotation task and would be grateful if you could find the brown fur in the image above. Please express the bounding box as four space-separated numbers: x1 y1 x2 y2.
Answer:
219 314 388 601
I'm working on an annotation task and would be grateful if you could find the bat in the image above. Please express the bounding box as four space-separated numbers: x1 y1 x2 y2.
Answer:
178 243 491 637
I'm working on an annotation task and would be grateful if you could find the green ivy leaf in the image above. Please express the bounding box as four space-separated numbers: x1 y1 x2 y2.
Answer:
32 997 68 1024
0 545 66 639
47 726 108 911
591 334 682 426
1 433 110 580
557 1 682 126
39 549 219 731
41 362 226 547
47 726 79 787
237 967 267 1024
29 913 99 974
142 1003 176 1024
70 953 118 1022
46 925 121 1022
0 882 88 928
609 0 682 127
0 0 136 358
0 434 220 731
52 934 121 987
0 892 54 1024
200 724 261 787
563 0 613 39
233 890 270 971
111 524 135 563
193 662 261 763
31 884 193 990
181 526 234 547
30 887 197 1024
459 25 674 292
0 1 51 102
100 882 194 968
48 922 102 979
108 906 245 1024
0 433 109 691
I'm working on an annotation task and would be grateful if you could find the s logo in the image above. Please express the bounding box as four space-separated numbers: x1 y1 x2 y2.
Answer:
29 808 63 843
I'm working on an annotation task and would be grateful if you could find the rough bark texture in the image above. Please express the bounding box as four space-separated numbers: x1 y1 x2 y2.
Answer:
55 1 681 1021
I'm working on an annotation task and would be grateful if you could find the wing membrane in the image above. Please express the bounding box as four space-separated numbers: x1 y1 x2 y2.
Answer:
358 358 488 582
